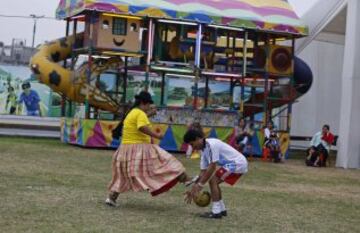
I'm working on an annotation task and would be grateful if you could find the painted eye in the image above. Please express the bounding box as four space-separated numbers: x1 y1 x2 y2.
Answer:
102 20 109 29
130 23 137 32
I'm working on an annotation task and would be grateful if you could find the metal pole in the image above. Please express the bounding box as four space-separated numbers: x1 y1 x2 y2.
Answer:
194 24 202 68
204 75 209 108
30 14 44 48
241 31 248 117
264 35 269 125
193 24 202 109
160 72 165 106
32 19 37 48
69 18 78 117
85 14 94 119
61 19 70 117
123 57 128 103
145 19 154 91
287 36 296 132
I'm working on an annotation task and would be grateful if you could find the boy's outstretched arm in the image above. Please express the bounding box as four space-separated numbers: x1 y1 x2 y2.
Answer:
196 163 216 187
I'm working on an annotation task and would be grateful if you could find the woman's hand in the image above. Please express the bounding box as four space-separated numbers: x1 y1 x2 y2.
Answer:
155 132 163 140
184 190 193 204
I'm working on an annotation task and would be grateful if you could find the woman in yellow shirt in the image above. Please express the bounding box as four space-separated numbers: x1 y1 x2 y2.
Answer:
106 91 190 206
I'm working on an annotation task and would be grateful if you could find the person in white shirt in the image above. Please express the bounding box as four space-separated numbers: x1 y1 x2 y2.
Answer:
264 121 275 146
183 129 248 219
263 121 282 163
234 118 254 155
306 124 335 167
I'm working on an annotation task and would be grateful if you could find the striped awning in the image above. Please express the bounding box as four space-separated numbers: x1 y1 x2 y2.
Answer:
56 0 308 36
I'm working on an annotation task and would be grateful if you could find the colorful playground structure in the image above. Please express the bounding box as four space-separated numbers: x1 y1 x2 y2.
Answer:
30 0 311 156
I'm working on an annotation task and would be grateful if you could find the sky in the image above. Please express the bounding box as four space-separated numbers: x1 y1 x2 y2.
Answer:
0 0 319 47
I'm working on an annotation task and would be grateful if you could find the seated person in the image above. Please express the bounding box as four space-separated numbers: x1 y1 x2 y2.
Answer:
306 124 334 167
234 118 253 156
264 121 282 163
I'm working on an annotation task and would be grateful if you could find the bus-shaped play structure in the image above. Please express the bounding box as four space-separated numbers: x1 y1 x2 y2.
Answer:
30 0 312 156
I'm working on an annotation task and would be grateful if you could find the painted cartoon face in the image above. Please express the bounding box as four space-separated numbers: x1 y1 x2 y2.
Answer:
96 15 141 52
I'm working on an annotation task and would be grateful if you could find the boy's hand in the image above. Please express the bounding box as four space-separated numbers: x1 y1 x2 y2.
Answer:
190 183 202 197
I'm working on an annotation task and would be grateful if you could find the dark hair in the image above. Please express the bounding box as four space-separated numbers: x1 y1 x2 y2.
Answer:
22 82 31 90
189 122 204 135
238 118 247 130
112 91 153 139
112 103 138 139
323 124 330 130
183 129 204 143
8 86 14 92
135 91 154 104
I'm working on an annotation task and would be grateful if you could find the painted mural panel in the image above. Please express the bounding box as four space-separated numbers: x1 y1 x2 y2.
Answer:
0 64 61 117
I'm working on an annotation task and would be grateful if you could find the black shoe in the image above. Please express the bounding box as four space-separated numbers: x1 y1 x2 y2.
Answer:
221 210 227 216
199 212 222 219
105 198 116 207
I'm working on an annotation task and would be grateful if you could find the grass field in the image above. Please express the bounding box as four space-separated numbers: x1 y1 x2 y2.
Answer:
0 137 359 233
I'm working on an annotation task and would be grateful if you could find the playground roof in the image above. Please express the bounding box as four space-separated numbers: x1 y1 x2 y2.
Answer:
56 0 308 36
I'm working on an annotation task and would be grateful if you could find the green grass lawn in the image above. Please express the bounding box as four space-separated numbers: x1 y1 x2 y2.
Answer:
0 137 359 233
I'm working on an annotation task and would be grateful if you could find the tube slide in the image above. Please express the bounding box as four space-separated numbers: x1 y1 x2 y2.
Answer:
30 33 121 113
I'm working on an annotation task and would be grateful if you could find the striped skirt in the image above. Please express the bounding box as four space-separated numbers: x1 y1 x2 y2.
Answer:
108 144 186 196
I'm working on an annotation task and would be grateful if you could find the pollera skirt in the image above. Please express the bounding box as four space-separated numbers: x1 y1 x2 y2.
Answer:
108 143 185 196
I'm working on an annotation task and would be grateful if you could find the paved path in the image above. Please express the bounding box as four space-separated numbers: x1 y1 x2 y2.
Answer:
0 115 60 138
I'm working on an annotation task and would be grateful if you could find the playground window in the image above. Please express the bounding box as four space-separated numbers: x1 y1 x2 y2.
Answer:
112 18 127 35
102 20 110 29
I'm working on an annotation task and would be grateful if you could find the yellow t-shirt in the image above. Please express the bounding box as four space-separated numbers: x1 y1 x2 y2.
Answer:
122 108 151 144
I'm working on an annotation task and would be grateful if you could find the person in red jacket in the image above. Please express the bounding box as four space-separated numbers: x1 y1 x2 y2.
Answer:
306 124 335 167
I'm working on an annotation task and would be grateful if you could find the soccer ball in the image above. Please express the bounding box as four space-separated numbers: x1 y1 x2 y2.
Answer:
194 191 211 207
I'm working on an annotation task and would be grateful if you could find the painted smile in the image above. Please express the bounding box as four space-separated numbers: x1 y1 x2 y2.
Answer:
113 38 125 47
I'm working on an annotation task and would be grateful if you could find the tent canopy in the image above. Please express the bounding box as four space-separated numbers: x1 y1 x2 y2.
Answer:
56 0 308 36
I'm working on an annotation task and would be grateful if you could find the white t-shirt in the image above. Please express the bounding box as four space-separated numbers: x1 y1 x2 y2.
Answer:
200 138 248 174
264 128 271 139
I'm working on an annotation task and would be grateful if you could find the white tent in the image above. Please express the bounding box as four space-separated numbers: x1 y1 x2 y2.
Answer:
291 0 360 168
